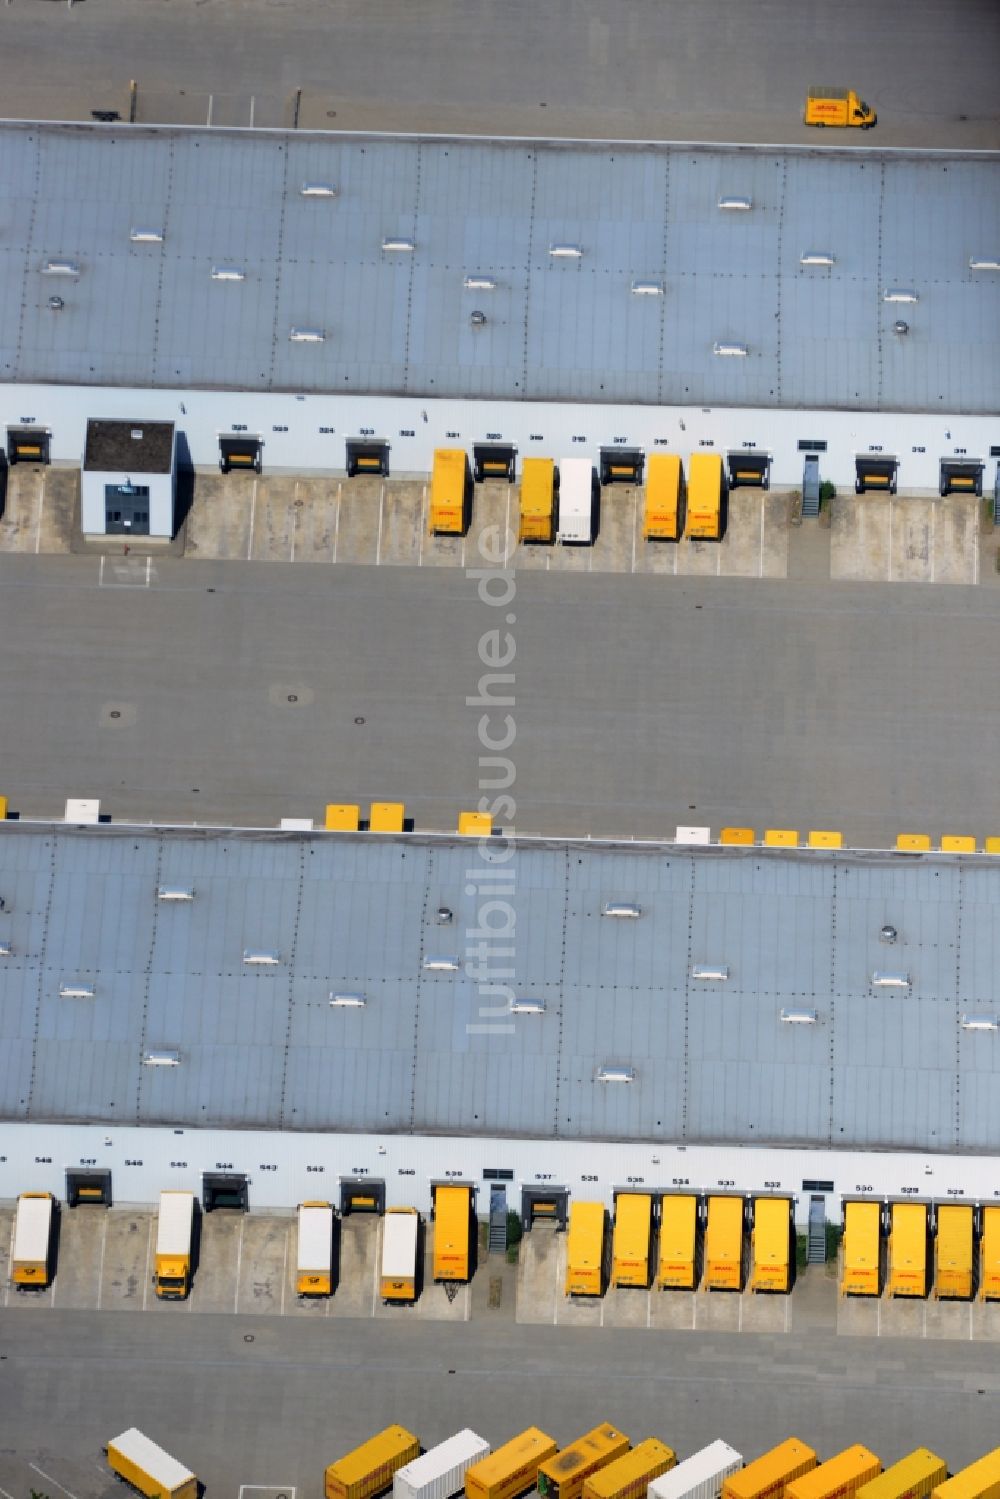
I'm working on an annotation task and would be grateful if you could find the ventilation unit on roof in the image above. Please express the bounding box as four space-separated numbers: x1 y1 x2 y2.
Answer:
961 1014 998 1031
289 327 325 343
880 924 898 943
435 907 454 925
691 964 730 981
780 1008 817 1025
631 279 664 296
883 288 918 303
243 949 281 966
41 260 80 277
144 1049 181 1067
300 182 338 198
969 258 1000 271
469 310 487 328
718 196 752 211
601 901 642 918
549 244 583 259
892 320 909 336
713 342 749 357
211 266 246 282
0 942 12 957
508 996 545 1015
872 970 910 988
330 992 367 1008
130 227 164 243
157 884 195 902
464 275 497 291
382 237 415 253
596 1065 636 1083
422 955 461 972
47 296 65 311
59 983 95 999
800 252 835 266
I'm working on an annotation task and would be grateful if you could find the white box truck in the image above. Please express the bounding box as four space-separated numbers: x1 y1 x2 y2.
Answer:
381 1206 419 1302
297 1201 334 1296
12 1192 54 1289
557 457 595 544
648 1441 743 1499
394 1429 490 1499
154 1190 195 1299
105 1427 197 1499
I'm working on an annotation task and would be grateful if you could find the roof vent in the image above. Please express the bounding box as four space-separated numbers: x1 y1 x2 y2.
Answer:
130 227 164 244
596 1065 636 1083
800 252 835 266
780 1008 818 1025
289 327 325 343
969 258 1000 272
718 196 752 211
961 1014 998 1032
549 244 583 259
47 295 65 311
158 885 195 902
601 901 642 919
892 320 909 336
0 942 12 958
422 955 461 972
872 970 910 988
382 237 415 253
59 983 95 999
884 288 918 303
41 259 80 277
211 266 246 282
469 310 487 328
300 182 338 198
143 1049 181 1067
691 964 730 981
631 279 664 296
435 907 454 925
464 275 497 291
713 342 749 357
879 924 898 944
329 992 367 1008
509 996 546 1015
243 949 281 966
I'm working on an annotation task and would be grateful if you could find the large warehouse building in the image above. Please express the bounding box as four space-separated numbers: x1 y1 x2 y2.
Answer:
1 121 999 535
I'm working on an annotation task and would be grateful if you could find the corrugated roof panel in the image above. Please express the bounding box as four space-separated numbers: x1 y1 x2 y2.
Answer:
31 1038 137 1121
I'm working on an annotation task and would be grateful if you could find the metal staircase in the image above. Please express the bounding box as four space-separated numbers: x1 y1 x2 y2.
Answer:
488 1187 508 1254
807 1195 827 1263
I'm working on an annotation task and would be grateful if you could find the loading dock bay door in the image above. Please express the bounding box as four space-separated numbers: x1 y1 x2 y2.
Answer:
939 459 983 497
7 427 50 465
727 451 770 490
855 456 898 494
66 1168 112 1207
473 443 516 484
219 436 262 474
346 439 390 478
600 448 644 486
202 1172 249 1212
521 1184 568 1230
340 1176 386 1215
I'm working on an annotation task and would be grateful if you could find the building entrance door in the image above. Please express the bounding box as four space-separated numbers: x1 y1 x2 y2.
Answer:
104 482 150 535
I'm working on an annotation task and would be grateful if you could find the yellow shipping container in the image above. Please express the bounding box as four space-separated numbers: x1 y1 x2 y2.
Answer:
933 1450 1000 1499
981 1207 1000 1300
841 1200 881 1296
430 448 469 534
466 1428 559 1499
685 452 723 540
537 1426 630 1499
611 1194 653 1289
857 1450 947 1499
750 1197 792 1294
432 1184 471 1282
704 1195 744 1291
786 1447 881 1499
935 1204 974 1300
519 458 557 543
325 1426 421 1499
643 453 682 540
657 1194 698 1290
583 1439 675 1499
723 1437 817 1499
565 1201 607 1297
888 1202 928 1297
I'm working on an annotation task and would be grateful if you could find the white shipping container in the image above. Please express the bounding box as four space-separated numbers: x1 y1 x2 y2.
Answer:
647 1441 743 1499
297 1202 333 1274
13 1194 52 1265
556 457 595 543
394 1429 490 1499
108 1428 195 1496
156 1191 195 1257
382 1209 419 1279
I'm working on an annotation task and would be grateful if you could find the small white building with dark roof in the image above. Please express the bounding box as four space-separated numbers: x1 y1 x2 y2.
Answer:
81 418 176 536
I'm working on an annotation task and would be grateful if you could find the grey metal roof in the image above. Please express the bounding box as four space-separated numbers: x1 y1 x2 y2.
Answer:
0 122 997 412
1 825 999 1152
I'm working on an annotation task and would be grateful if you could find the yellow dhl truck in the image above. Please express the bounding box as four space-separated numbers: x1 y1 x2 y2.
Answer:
805 87 876 129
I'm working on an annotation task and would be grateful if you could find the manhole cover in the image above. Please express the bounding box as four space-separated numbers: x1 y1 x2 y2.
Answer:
287 694 298 703
110 710 121 719
354 716 366 725
244 1333 255 1343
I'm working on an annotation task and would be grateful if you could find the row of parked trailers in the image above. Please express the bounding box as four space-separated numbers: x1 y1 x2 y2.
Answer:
840 1199 1000 1300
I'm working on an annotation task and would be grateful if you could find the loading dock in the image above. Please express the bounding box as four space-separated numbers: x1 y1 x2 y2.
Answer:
939 458 983 496
340 1177 386 1215
346 438 390 478
521 1185 568 1231
202 1172 248 1212
219 435 263 474
855 455 898 493
66 1168 112 1208
7 427 50 465
473 443 516 484
727 451 770 490
599 448 643 486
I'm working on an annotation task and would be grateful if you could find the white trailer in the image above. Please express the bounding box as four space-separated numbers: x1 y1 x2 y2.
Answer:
156 1190 194 1257
296 1201 334 1295
394 1429 490 1499
12 1193 53 1288
556 457 595 543
648 1441 743 1499
381 1207 419 1300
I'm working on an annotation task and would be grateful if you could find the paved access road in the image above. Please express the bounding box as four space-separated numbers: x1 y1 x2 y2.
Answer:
0 553 998 845
3 0 998 148
0 1307 998 1497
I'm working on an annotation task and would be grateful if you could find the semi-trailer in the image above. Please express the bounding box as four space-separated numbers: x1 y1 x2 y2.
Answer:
888 1202 928 1297
980 1207 1000 1300
750 1198 792 1294
326 1426 421 1499
564 1201 607 1296
935 1205 973 1300
582 1437 674 1499
429 449 469 535
786 1447 881 1499
465 1428 559 1499
611 1193 653 1289
537 1426 630 1499
857 1450 947 1499
297 1200 334 1297
648 1440 743 1499
685 453 723 540
154 1189 195 1299
723 1438 817 1499
643 453 683 540
841 1200 881 1296
704 1195 744 1291
932 1449 1000 1499
432 1185 472 1283
105 1428 197 1499
395 1430 490 1499
519 458 557 543
11 1191 54 1290
556 458 595 544
381 1206 420 1302
657 1194 699 1290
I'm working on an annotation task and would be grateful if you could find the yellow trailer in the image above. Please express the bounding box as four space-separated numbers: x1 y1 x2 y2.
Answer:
888 1202 928 1297
723 1438 817 1499
935 1204 974 1299
106 1429 197 1499
432 1184 471 1282
325 1426 421 1499
583 1439 675 1499
981 1206 1000 1300
933 1451 1000 1499
805 87 876 129
840 1200 881 1296
466 1428 559 1499
786 1447 881 1499
537 1426 630 1499
564 1200 607 1296
750 1197 792 1294
685 452 723 540
657 1194 698 1290
642 453 683 540
430 448 469 535
857 1450 947 1499
519 458 557 543
611 1193 653 1289
704 1195 744 1291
